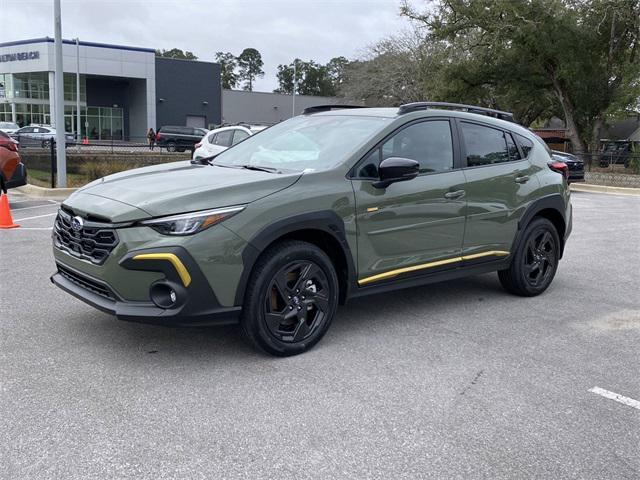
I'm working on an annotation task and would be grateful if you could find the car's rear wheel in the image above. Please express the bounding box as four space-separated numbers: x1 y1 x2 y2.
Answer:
498 217 560 296
166 142 177 152
241 240 339 356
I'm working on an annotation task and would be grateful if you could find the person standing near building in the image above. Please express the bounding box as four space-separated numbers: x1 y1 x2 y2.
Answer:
147 128 156 150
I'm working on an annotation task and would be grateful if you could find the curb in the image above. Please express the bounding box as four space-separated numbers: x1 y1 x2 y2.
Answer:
570 183 640 196
15 184 77 200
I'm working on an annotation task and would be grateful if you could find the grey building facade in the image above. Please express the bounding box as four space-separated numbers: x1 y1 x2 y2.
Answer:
222 90 360 125
0 38 221 140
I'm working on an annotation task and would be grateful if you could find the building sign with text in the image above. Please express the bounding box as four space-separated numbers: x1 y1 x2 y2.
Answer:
0 51 40 63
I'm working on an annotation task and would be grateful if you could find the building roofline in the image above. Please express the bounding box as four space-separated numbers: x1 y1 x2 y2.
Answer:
0 37 155 53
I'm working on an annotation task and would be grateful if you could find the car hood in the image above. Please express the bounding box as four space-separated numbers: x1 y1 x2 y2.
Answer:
64 161 302 221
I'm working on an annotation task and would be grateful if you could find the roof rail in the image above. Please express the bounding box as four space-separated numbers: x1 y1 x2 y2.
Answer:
302 105 366 115
398 102 515 122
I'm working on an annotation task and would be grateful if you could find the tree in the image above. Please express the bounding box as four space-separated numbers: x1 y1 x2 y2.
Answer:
400 0 640 153
237 48 265 91
274 57 351 96
155 48 198 60
215 51 239 89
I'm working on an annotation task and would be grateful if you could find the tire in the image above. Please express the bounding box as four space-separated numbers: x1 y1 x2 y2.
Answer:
166 142 177 152
41 139 51 149
498 217 560 297
240 240 339 356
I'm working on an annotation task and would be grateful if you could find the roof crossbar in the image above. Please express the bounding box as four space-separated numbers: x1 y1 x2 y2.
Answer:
398 102 515 122
302 105 367 115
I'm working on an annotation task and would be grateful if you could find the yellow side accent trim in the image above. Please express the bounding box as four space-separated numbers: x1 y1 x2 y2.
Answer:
357 250 510 286
133 253 192 287
366 207 379 213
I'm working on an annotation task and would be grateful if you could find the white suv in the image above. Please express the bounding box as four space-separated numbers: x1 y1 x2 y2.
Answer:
193 125 267 160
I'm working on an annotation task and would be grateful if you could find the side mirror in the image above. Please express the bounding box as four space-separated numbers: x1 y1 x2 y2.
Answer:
373 157 419 189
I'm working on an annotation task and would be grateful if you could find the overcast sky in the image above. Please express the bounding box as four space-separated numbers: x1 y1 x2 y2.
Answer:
1 0 410 91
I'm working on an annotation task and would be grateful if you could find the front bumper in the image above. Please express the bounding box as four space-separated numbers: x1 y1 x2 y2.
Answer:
51 246 241 326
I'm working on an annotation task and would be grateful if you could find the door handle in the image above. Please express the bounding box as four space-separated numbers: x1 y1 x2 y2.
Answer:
515 175 530 184
444 190 465 200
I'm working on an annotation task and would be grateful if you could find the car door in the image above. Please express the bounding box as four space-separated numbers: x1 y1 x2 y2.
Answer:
16 127 36 147
457 120 539 258
351 118 467 286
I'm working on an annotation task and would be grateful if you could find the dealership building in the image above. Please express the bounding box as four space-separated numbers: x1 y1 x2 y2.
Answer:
0 38 221 140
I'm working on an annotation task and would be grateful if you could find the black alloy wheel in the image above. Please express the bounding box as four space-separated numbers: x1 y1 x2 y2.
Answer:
498 217 560 296
241 240 339 356
522 229 556 288
264 260 330 343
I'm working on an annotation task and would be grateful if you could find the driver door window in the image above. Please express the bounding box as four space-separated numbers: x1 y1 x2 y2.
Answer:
357 120 454 178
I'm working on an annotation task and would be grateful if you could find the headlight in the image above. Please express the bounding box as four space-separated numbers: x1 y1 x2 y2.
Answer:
140 205 245 236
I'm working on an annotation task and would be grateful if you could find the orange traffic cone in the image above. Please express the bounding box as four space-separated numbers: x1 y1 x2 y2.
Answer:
0 193 20 229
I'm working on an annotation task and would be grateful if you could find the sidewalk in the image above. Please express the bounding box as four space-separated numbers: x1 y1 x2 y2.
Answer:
570 183 640 196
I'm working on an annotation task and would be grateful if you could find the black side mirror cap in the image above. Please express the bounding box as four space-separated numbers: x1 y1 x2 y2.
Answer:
372 157 419 189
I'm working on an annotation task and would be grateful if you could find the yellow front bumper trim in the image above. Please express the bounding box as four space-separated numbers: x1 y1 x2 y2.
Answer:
132 253 192 287
358 250 510 286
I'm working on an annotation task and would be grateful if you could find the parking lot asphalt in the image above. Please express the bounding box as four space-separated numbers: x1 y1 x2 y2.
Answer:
1 190 639 479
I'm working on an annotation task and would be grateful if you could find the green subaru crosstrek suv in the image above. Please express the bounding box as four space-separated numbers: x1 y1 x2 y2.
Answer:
51 102 572 356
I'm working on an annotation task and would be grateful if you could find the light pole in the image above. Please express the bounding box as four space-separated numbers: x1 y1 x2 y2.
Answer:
292 60 297 117
53 0 67 187
76 38 81 150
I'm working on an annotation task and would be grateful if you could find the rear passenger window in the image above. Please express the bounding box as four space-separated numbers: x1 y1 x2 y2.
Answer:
461 122 510 166
506 133 521 161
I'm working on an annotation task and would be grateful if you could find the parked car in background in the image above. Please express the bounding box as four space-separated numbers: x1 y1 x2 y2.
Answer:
155 126 208 153
0 122 19 135
192 125 267 160
551 150 584 183
51 102 572 356
12 125 74 148
0 131 27 190
599 141 634 168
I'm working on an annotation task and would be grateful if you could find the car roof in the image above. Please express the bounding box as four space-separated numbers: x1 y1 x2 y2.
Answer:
310 107 534 137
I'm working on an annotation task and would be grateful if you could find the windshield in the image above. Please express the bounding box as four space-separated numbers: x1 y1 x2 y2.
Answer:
213 115 389 172
0 122 18 129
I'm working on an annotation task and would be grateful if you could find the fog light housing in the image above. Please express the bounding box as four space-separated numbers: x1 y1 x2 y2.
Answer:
150 281 183 309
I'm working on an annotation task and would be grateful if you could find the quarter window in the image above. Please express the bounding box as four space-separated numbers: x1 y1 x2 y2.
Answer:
516 133 535 157
232 129 250 145
461 122 511 166
214 130 233 147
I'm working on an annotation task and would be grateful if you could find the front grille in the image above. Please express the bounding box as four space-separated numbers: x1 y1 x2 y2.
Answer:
57 264 115 299
54 209 119 265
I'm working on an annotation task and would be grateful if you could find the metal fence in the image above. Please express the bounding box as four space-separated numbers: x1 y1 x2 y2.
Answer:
577 152 640 174
18 140 191 188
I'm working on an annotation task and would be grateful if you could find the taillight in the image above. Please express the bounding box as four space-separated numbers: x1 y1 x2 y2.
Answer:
155 133 162 140
194 142 202 149
548 161 569 180
0 138 17 152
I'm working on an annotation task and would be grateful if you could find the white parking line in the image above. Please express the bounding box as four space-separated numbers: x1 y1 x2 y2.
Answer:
589 387 640 411
10 202 59 212
12 212 57 222
11 227 53 231
10 199 58 205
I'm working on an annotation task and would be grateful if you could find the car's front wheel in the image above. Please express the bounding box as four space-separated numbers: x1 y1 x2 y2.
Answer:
498 217 560 296
241 240 339 356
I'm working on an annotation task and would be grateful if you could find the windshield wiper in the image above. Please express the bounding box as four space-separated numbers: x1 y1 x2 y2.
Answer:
238 164 279 173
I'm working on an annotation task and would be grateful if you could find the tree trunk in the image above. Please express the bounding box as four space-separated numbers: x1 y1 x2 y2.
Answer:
591 116 604 154
548 70 586 154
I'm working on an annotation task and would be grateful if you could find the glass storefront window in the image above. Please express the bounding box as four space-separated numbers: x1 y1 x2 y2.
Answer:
12 72 49 100
14 103 50 127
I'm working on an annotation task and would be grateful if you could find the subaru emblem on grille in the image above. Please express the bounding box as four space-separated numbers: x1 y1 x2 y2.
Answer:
71 216 84 232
